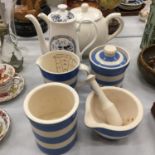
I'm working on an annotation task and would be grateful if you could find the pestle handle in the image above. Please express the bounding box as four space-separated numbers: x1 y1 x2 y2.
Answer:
87 74 123 126
87 75 111 108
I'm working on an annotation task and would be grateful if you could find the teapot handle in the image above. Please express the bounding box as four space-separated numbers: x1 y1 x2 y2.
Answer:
76 19 98 60
105 13 124 42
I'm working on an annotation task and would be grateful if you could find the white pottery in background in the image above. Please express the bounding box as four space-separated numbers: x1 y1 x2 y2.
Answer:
25 4 98 60
71 3 124 56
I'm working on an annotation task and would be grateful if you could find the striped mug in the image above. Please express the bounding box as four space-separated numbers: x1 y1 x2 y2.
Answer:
24 83 79 155
36 50 89 87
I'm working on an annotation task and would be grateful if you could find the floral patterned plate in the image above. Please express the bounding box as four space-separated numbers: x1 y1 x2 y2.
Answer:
0 109 10 141
0 74 24 103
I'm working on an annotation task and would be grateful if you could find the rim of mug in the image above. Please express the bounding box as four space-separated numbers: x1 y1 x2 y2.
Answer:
89 45 130 70
85 86 143 131
37 50 80 75
24 83 79 124
0 64 15 86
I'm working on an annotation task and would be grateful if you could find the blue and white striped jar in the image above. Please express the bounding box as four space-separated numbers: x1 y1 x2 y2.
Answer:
36 50 82 88
89 45 130 87
24 83 79 155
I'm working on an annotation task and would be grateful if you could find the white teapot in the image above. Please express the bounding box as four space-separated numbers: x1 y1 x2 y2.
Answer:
71 3 124 56
25 4 98 59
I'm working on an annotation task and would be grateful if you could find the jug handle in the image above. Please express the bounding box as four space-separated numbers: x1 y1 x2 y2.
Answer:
105 13 124 42
76 19 98 60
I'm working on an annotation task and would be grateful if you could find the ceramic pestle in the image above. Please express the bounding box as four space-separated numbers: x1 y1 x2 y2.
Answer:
87 74 123 126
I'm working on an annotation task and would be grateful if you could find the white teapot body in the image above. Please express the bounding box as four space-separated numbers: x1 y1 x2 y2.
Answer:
71 3 124 56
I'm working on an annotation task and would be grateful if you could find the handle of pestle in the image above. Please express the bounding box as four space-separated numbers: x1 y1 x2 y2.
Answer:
87 74 123 126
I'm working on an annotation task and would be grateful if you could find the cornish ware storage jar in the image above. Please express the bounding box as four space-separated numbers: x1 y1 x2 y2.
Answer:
89 44 130 87
24 83 79 155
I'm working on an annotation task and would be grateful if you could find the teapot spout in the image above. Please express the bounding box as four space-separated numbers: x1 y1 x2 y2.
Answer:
25 14 49 54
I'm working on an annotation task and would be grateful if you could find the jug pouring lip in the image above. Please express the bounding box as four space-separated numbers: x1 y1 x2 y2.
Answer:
36 50 81 75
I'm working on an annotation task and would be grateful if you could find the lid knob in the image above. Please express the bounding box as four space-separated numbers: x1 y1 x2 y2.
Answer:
58 4 68 12
81 3 89 12
104 45 117 57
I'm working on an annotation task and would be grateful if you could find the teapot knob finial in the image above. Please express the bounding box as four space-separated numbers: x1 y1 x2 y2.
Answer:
81 3 89 12
104 45 117 57
58 4 68 12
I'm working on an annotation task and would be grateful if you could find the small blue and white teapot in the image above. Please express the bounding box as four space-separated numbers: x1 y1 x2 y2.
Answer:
26 4 98 59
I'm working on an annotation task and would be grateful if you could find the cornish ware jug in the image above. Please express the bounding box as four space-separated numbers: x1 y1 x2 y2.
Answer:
26 4 98 59
71 3 124 56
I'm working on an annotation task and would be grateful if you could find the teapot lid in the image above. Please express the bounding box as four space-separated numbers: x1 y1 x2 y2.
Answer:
71 3 102 22
90 45 128 68
50 4 75 23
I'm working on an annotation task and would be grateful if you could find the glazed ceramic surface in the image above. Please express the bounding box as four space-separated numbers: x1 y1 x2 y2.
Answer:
0 64 15 94
119 0 144 10
85 87 143 139
0 109 10 141
89 45 130 86
24 83 79 155
121 0 144 4
71 3 124 56
0 74 24 103
138 45 155 85
26 4 98 59
36 50 89 87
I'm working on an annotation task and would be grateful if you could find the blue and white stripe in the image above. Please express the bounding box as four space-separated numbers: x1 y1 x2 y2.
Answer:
89 46 130 86
37 50 80 88
121 0 143 5
37 135 77 155
30 112 77 155
91 70 125 86
95 126 137 140
43 75 78 88
92 50 127 67
24 83 79 155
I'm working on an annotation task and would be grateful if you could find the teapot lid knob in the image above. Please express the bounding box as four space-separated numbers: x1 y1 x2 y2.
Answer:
81 3 89 12
58 4 68 11
104 45 117 57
